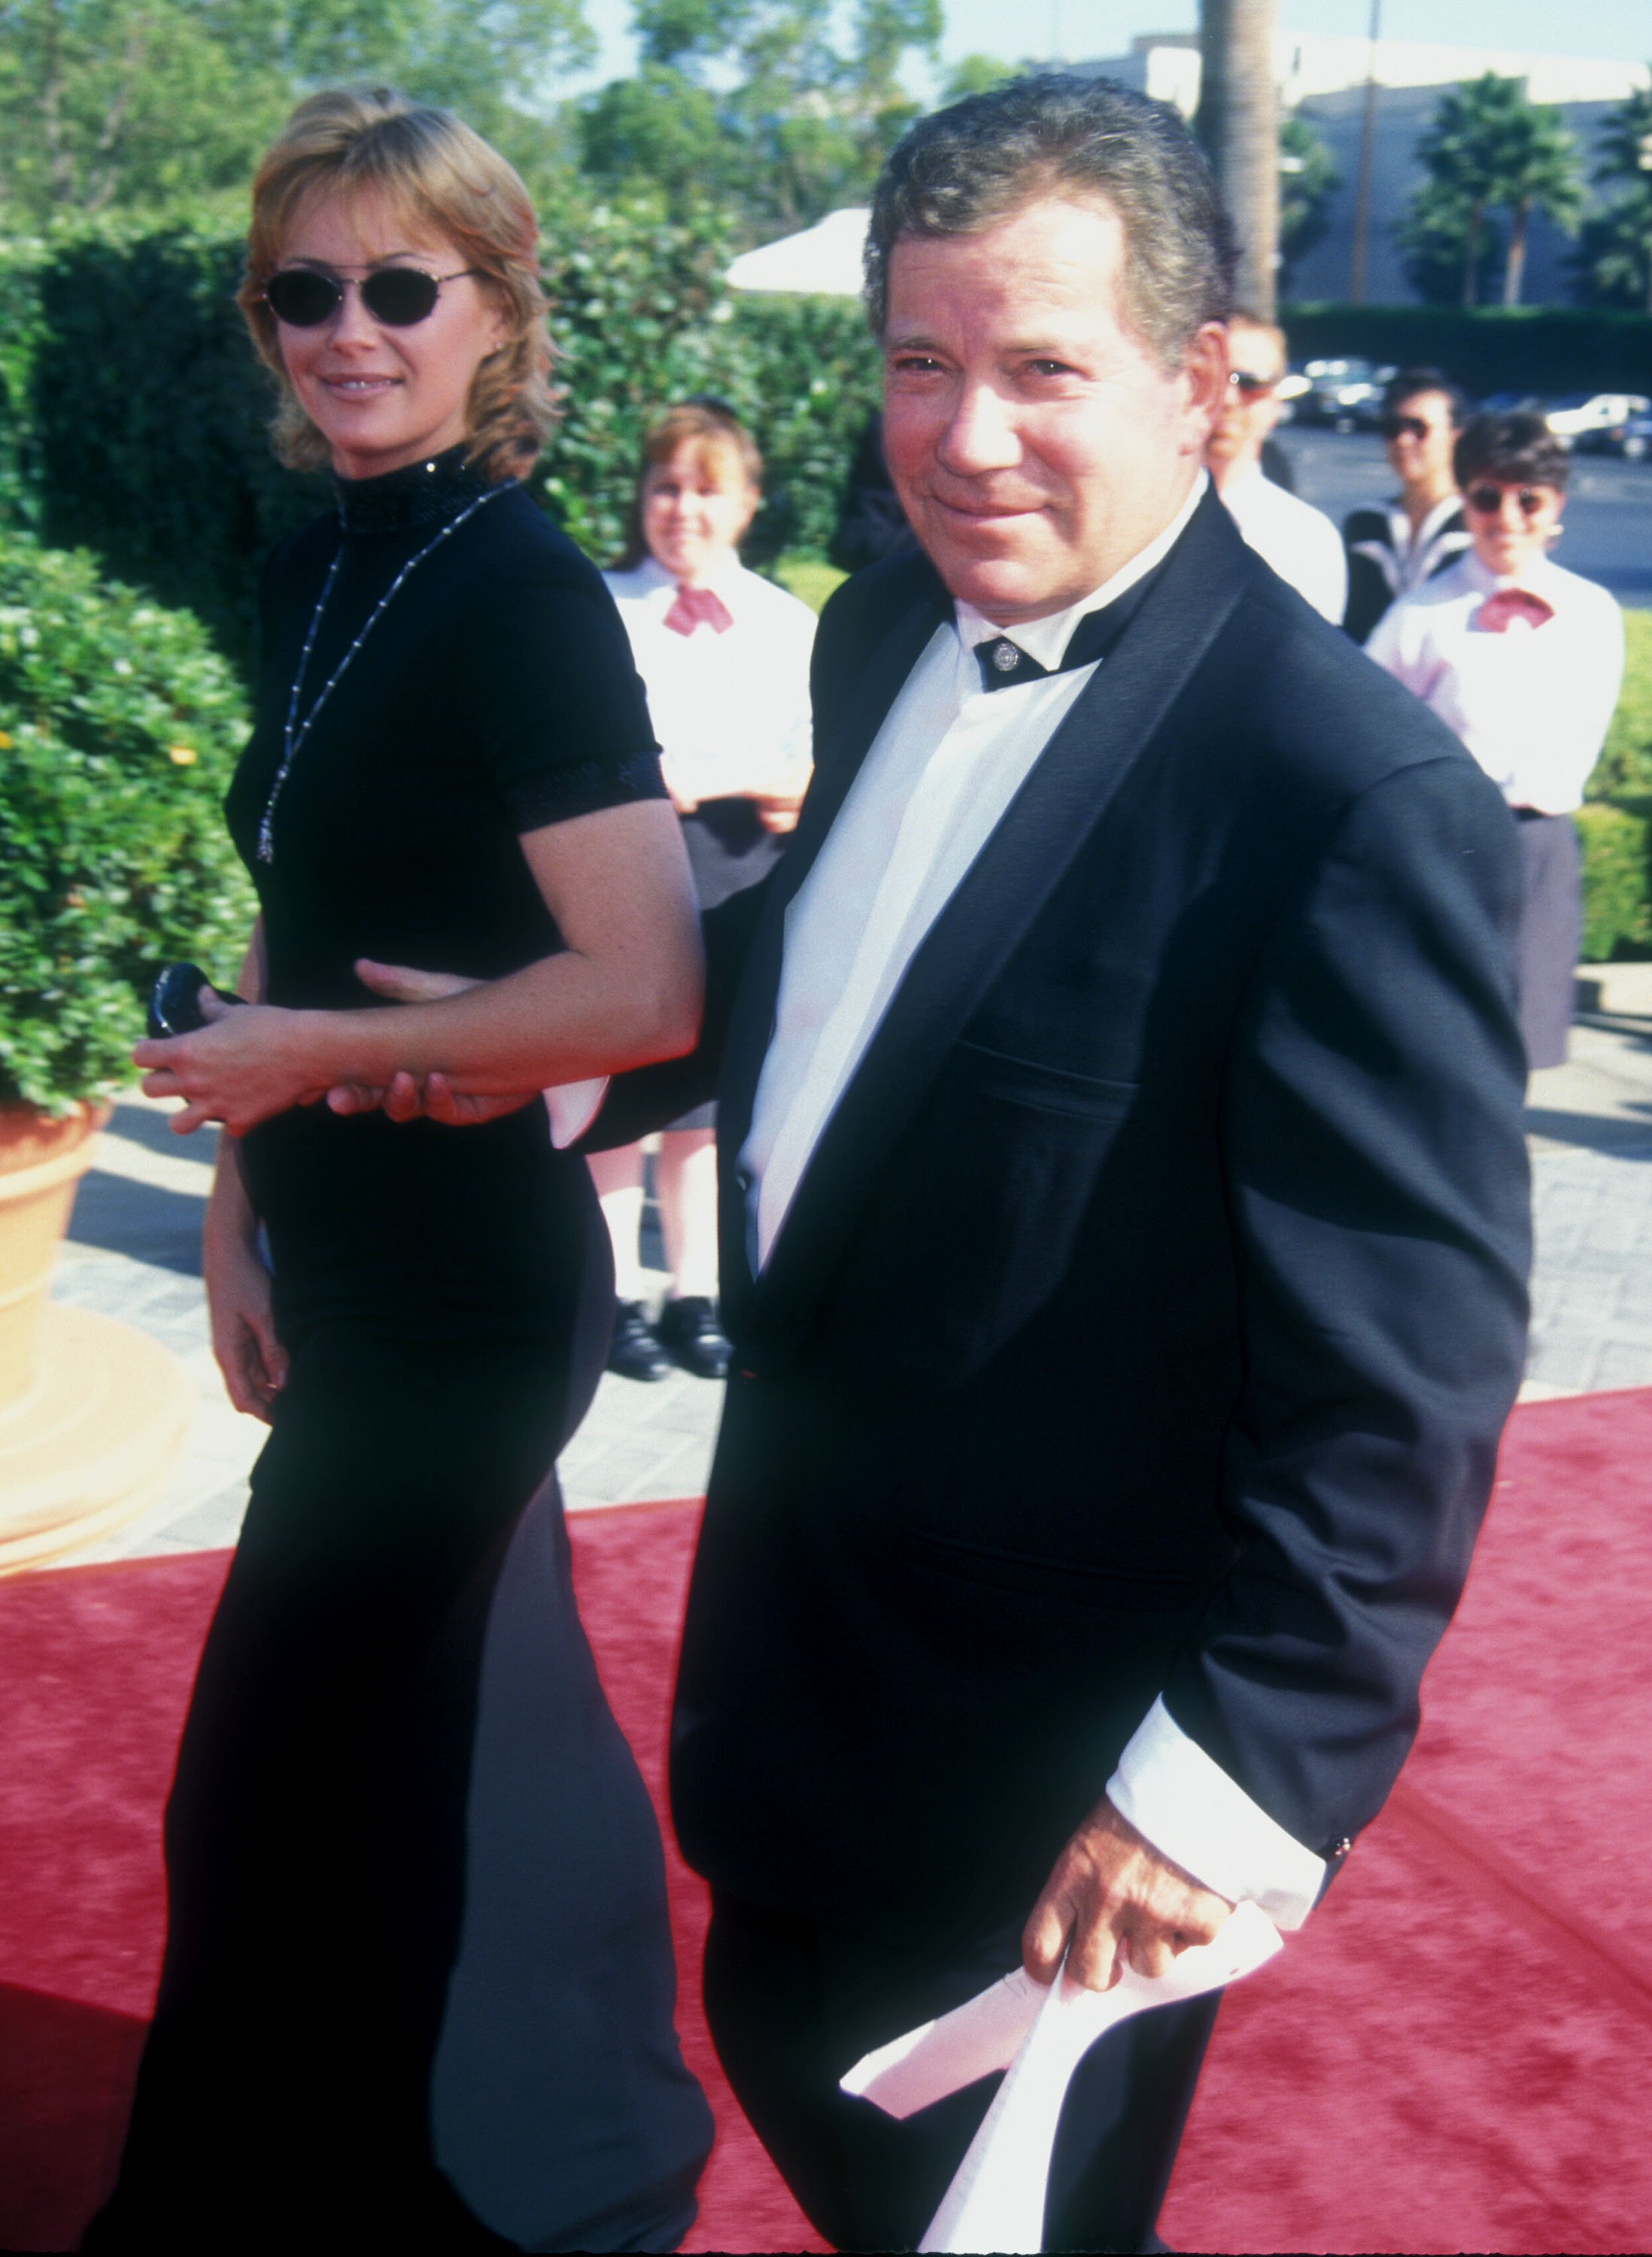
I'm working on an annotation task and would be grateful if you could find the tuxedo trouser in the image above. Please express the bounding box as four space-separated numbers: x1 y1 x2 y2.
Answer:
704 1893 1220 2254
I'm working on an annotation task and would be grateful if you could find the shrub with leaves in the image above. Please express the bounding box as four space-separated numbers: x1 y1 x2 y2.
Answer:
0 533 256 1109
0 245 45 535
1575 800 1650 964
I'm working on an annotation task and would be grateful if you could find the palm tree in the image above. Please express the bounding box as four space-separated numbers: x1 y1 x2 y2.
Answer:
1408 74 1582 309
1278 114 1338 290
1588 79 1652 314
1495 91 1584 305
1198 0 1279 316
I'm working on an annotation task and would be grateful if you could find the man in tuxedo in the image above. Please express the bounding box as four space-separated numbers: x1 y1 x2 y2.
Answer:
352 71 1529 2255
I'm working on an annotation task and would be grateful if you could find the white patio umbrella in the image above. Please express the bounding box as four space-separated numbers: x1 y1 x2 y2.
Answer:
725 207 870 296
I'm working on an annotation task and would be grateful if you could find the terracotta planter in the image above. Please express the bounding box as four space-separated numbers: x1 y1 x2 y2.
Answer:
0 1098 194 1572
0 1102 111 1409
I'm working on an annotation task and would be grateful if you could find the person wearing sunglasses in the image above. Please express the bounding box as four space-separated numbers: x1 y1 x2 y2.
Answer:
1343 368 1471 644
92 87 714 2253
1204 308 1347 622
1367 412 1624 1068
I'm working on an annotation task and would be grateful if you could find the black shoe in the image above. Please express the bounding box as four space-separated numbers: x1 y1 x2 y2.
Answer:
608 1300 671 1381
657 1296 731 1380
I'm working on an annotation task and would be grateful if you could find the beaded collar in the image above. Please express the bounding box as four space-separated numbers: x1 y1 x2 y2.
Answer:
333 444 494 537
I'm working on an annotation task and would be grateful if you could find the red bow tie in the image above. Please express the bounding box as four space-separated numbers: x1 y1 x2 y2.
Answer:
664 583 734 636
1473 588 1555 633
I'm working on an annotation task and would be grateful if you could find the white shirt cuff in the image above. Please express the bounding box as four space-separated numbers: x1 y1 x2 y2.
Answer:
543 1078 608 1148
1106 1695 1326 1930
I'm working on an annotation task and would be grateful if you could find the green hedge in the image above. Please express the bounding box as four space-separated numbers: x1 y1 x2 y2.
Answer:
1578 612 1652 961
0 531 256 1108
1576 802 1650 963
1281 305 1652 397
0 245 45 535
2 210 880 668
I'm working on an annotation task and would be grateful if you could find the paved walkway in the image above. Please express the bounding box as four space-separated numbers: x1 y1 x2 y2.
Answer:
47 1004 1652 1563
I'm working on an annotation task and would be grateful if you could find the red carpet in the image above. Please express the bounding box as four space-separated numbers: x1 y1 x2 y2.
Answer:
2 1392 1650 2253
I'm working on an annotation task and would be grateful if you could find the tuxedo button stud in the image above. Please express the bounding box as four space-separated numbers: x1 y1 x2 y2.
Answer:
976 636 1049 693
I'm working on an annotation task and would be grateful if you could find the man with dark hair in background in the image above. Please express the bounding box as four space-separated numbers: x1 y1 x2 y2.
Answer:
1343 367 1471 641
1206 308 1346 620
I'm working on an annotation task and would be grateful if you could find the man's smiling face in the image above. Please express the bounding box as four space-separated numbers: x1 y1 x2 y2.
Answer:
880 195 1226 625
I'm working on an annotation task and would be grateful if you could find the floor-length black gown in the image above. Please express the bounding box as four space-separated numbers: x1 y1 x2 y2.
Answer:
89 451 714 2252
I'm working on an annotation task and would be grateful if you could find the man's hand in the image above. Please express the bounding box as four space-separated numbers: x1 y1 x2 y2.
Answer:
320 960 539 1125
1023 1797 1234 1992
326 1068 538 1125
749 788 806 836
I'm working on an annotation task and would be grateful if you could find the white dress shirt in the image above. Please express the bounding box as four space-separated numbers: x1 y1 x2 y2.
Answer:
603 553 815 811
1365 550 1624 814
1219 462 1348 624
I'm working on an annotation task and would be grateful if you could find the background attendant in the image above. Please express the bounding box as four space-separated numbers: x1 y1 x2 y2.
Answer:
1206 308 1347 621
1368 410 1624 1069
1344 368 1471 642
98 88 712 2252
597 401 815 1383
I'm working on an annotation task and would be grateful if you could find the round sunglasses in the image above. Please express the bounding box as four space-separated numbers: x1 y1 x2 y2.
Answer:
1380 414 1432 442
1464 483 1552 517
261 265 478 329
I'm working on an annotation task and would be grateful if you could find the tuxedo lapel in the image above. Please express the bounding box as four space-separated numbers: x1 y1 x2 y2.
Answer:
736 491 1255 1368
715 562 952 1334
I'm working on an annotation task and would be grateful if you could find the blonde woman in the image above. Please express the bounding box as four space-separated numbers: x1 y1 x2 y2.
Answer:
96 90 712 2251
597 402 815 1381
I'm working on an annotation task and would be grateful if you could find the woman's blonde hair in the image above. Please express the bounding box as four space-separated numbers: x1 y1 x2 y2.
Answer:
618 399 764 569
238 87 556 481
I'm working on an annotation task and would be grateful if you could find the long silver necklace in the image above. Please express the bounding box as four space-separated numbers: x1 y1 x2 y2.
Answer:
256 478 515 864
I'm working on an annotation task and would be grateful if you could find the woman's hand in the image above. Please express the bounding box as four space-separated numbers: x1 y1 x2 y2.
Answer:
208 1234 289 1421
203 1142 287 1421
134 990 329 1135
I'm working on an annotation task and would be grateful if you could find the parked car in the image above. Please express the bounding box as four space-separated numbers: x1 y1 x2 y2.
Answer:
1294 358 1396 433
1274 368 1311 424
1476 390 1547 415
1596 406 1652 462
1545 391 1650 446
1564 395 1652 455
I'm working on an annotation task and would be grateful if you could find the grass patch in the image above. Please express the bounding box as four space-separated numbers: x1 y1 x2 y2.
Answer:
773 556 848 615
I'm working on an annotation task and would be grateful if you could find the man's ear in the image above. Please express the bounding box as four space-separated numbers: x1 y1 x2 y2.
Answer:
1182 322 1230 443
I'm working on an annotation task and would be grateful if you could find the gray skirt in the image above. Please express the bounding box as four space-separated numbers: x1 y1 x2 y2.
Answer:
1514 810 1581 1071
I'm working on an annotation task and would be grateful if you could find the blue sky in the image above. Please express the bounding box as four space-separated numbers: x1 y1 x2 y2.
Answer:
566 1 1651 96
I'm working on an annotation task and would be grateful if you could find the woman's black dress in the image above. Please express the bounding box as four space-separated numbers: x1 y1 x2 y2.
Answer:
92 453 714 2252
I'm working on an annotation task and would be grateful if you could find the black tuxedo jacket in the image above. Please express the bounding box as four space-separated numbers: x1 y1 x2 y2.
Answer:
600 492 1530 1946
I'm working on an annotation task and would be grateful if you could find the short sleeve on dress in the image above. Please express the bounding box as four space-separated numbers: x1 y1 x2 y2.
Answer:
464 573 668 834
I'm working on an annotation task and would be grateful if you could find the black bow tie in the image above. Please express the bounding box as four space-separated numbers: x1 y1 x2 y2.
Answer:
972 559 1168 693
